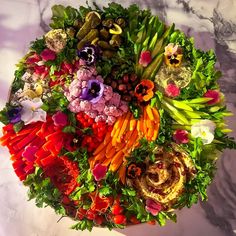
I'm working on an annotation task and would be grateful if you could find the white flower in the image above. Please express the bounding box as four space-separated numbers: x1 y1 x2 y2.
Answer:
191 120 216 145
20 98 46 125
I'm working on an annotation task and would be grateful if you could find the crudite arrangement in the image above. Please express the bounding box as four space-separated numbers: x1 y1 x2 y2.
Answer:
0 3 235 231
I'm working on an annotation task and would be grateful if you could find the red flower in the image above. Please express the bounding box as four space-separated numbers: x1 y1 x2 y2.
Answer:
92 163 107 181
90 192 111 213
26 53 41 64
204 90 220 105
40 49 56 61
43 156 79 195
165 83 180 97
139 51 152 67
173 129 189 144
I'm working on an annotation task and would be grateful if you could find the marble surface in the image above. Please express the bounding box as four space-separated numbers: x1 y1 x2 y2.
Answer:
0 0 236 235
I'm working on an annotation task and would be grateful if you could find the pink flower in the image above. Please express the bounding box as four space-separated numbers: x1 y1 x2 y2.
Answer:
52 111 68 127
92 163 107 181
79 100 91 111
40 49 56 61
203 90 220 105
106 115 116 125
139 51 152 67
145 199 162 216
165 83 180 97
109 93 120 107
22 145 38 162
173 129 189 144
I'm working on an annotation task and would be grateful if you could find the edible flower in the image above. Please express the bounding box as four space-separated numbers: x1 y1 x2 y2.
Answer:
164 43 183 67
92 163 107 181
44 156 79 195
191 119 216 145
139 50 152 67
20 98 47 125
22 145 38 162
52 111 68 127
134 79 154 102
40 48 56 61
90 192 111 213
80 79 104 103
78 45 98 65
145 199 162 216
127 163 143 179
173 129 189 144
7 107 22 124
165 83 180 97
203 90 221 105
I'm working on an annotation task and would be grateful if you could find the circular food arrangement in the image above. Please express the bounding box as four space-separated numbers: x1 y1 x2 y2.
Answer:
0 3 236 231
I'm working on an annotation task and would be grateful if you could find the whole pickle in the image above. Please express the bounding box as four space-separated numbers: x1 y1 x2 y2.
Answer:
76 12 101 40
77 29 99 49
97 40 113 49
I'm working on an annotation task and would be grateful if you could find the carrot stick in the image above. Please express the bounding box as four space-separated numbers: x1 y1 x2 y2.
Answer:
111 116 123 137
115 142 126 152
103 131 112 145
143 107 148 134
137 119 141 134
94 149 106 161
93 141 106 156
117 112 131 142
146 119 153 129
112 127 121 146
105 141 113 154
106 147 116 159
147 127 154 141
152 107 160 123
146 105 154 120
110 156 123 172
102 157 112 166
118 164 127 184
129 116 137 131
126 129 138 150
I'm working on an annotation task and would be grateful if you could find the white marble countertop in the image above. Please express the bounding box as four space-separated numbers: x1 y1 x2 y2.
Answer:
0 0 236 236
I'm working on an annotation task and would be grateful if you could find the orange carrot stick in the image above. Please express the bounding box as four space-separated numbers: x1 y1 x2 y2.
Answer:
117 112 131 142
106 147 116 159
146 105 154 120
152 107 160 123
102 157 112 166
93 141 106 156
129 116 137 131
118 164 127 184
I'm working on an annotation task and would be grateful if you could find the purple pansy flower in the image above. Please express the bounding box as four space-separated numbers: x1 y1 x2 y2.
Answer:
77 45 98 65
145 199 162 216
7 107 22 124
92 163 107 181
80 79 104 104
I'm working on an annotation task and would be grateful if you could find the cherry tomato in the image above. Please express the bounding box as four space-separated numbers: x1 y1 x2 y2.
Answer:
113 215 127 225
111 204 123 215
